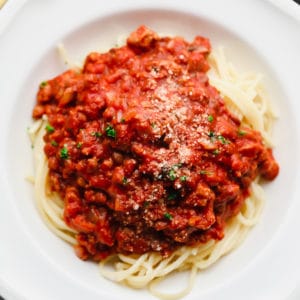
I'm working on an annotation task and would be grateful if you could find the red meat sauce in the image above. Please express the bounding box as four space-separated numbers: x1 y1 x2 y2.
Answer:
33 26 279 261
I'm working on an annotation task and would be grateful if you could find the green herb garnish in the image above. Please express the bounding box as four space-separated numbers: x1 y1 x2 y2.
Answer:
122 177 128 185
76 142 82 149
217 135 230 145
180 175 187 182
208 131 215 138
105 125 116 138
164 212 173 220
199 170 212 175
45 124 54 133
212 149 220 155
60 147 69 159
169 169 177 181
167 192 177 200
207 115 214 122
152 66 159 73
51 141 58 147
238 130 247 136
40 81 48 88
91 131 102 138
173 162 183 168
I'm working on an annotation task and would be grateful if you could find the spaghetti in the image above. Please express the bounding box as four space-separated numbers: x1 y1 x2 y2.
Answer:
29 26 278 300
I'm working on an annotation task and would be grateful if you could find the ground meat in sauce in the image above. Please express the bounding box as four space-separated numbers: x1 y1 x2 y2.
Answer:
33 26 279 261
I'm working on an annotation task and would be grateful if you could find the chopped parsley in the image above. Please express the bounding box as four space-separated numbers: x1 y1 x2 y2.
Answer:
60 147 69 159
217 135 230 145
76 142 82 149
199 170 212 175
105 125 116 138
167 192 177 200
164 163 183 181
143 201 150 207
51 141 58 147
207 115 214 122
45 124 55 133
212 149 220 155
40 81 48 88
150 122 157 128
122 177 128 185
238 130 247 136
180 175 187 182
152 66 159 73
169 169 177 181
208 131 230 144
91 131 102 138
208 131 215 138
121 118 126 123
164 212 173 220
173 162 183 168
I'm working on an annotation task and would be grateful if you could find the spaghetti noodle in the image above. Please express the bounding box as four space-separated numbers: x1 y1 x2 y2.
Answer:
29 26 278 300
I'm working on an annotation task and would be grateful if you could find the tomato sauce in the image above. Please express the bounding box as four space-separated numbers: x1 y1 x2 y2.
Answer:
33 26 279 260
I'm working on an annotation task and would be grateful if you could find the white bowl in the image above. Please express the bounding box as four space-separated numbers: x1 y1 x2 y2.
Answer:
0 1 299 299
